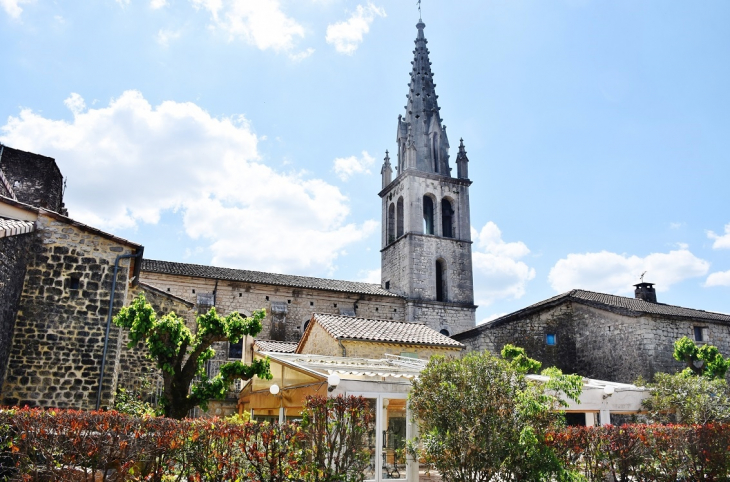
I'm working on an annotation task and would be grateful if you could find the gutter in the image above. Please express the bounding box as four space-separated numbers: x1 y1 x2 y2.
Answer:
95 247 144 410
338 339 347 357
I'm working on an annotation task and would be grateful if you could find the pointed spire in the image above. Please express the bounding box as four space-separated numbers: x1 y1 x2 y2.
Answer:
396 19 450 176
456 138 469 179
381 150 393 188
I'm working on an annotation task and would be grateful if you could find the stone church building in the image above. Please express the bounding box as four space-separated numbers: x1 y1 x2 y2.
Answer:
1 18 728 412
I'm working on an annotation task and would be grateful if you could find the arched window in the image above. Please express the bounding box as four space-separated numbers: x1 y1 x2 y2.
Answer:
435 259 446 302
228 339 244 359
423 196 434 235
441 198 454 238
303 320 310 333
396 197 404 238
439 328 450 337
388 203 395 243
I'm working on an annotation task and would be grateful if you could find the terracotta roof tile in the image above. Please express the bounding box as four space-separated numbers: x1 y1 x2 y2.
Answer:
141 259 399 298
254 340 298 353
0 217 34 238
310 313 463 348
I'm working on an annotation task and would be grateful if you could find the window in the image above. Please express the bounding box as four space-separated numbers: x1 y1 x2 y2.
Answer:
385 281 390 290
387 203 396 243
228 339 243 359
694 326 708 342
69 277 80 290
303 320 310 332
439 328 450 337
423 196 434 235
546 333 557 346
441 199 454 238
396 197 404 238
435 259 446 302
400 352 418 359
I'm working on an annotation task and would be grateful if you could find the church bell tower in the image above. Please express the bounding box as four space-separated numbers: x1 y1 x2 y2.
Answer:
379 19 476 336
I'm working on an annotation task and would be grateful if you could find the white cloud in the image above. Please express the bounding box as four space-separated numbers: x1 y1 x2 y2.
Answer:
289 48 315 62
156 28 182 47
150 0 168 8
471 222 536 306
332 151 375 181
358 268 381 284
708 224 730 250
191 0 305 52
1 0 32 18
0 91 376 275
479 312 507 325
669 222 684 230
116 0 130 6
706 270 730 288
325 3 385 55
548 248 710 294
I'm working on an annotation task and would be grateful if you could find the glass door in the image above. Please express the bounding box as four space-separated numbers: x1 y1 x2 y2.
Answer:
349 392 409 482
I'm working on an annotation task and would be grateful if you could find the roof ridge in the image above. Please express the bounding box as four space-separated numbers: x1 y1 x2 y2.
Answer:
568 288 730 317
313 312 425 325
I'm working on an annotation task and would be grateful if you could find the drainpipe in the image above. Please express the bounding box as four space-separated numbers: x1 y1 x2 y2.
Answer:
338 338 347 357
95 247 144 410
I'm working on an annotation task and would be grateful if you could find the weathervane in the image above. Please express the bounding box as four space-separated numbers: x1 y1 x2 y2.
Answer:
417 0 422 20
640 271 647 283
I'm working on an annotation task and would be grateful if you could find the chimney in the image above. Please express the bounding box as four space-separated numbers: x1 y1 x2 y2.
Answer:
634 282 657 303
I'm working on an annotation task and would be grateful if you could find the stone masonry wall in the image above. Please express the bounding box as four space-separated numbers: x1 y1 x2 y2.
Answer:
116 284 196 393
454 303 579 374
298 322 341 356
408 300 475 336
139 271 406 345
342 340 461 360
1 213 136 409
0 146 64 213
0 232 33 395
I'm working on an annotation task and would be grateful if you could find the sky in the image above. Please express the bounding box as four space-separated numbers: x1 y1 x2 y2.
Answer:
1 0 729 323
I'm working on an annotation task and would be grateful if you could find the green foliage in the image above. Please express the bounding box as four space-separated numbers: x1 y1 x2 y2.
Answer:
113 293 271 419
501 343 542 374
641 371 730 424
114 386 158 417
409 350 583 482
672 336 730 379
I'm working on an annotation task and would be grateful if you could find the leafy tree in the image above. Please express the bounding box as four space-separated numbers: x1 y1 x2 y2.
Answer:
408 350 583 482
673 336 730 379
114 293 272 419
640 337 730 424
501 344 542 374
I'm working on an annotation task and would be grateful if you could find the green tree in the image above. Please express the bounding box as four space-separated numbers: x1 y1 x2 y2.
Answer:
408 350 583 482
641 337 730 424
673 336 730 379
113 293 272 419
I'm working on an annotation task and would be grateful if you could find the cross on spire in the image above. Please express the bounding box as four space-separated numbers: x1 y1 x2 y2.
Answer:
417 0 422 21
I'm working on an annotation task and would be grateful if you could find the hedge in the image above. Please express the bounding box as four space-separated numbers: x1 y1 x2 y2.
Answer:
547 424 730 481
0 395 372 482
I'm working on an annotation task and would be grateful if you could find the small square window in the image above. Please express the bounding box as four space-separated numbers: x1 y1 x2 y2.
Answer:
694 327 708 342
385 281 390 290
546 333 557 346
265 296 269 301
310 301 314 306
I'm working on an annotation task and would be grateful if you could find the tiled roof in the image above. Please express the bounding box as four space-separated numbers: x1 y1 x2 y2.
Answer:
0 217 34 238
454 289 730 339
304 313 464 349
141 259 400 298
254 340 298 353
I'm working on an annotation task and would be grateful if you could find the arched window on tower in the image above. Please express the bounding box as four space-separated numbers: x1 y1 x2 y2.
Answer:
388 203 396 243
396 197 404 238
435 259 446 302
423 196 434 235
441 198 454 238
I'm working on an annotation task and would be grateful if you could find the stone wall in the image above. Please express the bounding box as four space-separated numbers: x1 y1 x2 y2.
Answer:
298 322 341 356
455 303 579 374
139 271 406 344
341 340 461 360
455 301 730 384
0 146 64 213
116 283 196 393
1 213 138 409
0 232 33 395
408 300 476 336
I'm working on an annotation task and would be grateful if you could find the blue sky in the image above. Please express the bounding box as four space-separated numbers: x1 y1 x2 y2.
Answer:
1 0 729 323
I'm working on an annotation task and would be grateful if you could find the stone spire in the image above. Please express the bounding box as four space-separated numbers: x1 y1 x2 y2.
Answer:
381 150 392 188
456 138 469 179
396 20 450 176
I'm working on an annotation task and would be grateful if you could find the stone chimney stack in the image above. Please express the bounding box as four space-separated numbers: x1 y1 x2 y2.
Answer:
634 282 657 303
